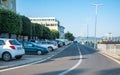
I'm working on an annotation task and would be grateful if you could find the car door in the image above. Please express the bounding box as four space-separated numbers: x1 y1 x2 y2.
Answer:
23 42 36 53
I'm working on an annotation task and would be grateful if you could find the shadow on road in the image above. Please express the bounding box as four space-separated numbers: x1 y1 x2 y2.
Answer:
95 68 120 75
33 68 87 75
70 57 88 60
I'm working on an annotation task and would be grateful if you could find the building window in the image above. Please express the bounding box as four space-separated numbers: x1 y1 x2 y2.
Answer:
51 24 55 26
46 24 50 26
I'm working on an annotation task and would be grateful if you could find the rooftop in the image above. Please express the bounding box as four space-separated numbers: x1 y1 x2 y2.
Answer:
29 17 56 20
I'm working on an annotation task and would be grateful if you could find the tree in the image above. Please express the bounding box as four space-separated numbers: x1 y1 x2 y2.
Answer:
34 23 43 39
65 31 75 41
0 9 22 37
21 16 32 36
50 29 59 39
42 26 51 40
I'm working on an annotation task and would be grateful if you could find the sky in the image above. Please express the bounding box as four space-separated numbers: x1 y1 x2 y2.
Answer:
16 0 120 37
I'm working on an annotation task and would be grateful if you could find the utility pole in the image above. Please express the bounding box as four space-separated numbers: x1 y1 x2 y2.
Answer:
92 3 103 48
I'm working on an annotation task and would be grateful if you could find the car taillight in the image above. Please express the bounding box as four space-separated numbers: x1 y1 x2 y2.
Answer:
10 46 15 49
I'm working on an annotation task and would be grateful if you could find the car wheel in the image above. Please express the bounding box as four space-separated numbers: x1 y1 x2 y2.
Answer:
2 52 11 61
48 47 53 51
16 56 22 59
37 51 42 55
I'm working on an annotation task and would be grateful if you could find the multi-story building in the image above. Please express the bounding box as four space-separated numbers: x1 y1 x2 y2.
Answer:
30 17 65 38
0 0 16 12
30 17 60 31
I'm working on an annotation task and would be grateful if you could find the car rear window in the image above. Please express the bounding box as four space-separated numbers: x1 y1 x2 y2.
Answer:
9 40 21 45
0 40 5 45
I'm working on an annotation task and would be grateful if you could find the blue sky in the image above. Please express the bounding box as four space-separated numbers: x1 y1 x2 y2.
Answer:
16 0 120 37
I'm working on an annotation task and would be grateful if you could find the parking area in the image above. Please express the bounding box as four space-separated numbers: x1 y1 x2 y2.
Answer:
0 44 70 70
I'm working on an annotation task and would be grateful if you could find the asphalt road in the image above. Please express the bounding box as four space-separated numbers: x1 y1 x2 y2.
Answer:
0 43 120 75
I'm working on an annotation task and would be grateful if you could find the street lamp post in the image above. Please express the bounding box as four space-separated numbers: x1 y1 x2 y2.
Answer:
92 3 103 48
86 24 89 46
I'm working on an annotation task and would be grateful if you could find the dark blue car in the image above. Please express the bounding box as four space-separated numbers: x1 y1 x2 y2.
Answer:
22 41 49 55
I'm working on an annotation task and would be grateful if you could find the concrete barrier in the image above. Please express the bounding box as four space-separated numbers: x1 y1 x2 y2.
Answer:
97 44 120 56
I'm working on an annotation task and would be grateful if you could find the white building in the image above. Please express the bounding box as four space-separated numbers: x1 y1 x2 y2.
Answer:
0 0 16 12
30 17 65 38
30 17 59 31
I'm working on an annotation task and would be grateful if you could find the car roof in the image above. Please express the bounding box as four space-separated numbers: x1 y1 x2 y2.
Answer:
0 38 15 41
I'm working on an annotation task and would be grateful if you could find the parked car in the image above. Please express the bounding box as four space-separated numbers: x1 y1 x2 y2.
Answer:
36 41 58 51
0 38 25 61
22 41 49 55
56 39 70 45
55 40 63 47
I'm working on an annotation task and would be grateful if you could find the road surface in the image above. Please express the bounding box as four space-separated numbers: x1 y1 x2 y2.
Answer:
0 43 120 75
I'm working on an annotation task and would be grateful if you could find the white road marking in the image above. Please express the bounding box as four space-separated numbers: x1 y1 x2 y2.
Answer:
58 43 82 75
0 45 71 72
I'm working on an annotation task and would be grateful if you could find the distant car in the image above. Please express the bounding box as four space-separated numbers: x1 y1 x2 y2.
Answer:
36 41 58 51
0 38 25 61
22 41 49 55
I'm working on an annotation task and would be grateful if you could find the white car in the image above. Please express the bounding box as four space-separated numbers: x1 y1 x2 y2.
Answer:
36 41 58 51
0 38 25 61
56 39 70 45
